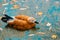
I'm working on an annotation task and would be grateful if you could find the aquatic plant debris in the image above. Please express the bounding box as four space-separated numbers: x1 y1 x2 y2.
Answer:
0 28 3 31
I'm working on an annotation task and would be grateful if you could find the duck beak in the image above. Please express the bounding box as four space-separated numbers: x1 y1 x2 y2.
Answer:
35 21 39 24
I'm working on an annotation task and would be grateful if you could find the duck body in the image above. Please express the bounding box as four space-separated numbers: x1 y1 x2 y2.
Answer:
1 14 38 30
8 15 36 30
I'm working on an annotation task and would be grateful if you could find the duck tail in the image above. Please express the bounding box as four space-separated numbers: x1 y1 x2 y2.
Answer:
1 14 13 23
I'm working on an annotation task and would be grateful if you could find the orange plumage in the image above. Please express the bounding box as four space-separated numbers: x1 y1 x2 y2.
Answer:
8 15 36 30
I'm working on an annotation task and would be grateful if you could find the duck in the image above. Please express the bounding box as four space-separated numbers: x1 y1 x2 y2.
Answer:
1 14 39 30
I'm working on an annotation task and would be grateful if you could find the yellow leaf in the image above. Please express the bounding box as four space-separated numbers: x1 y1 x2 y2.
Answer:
37 12 43 16
51 34 57 39
13 5 20 9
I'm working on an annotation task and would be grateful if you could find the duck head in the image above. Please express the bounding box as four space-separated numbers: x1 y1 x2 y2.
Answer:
28 17 39 24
